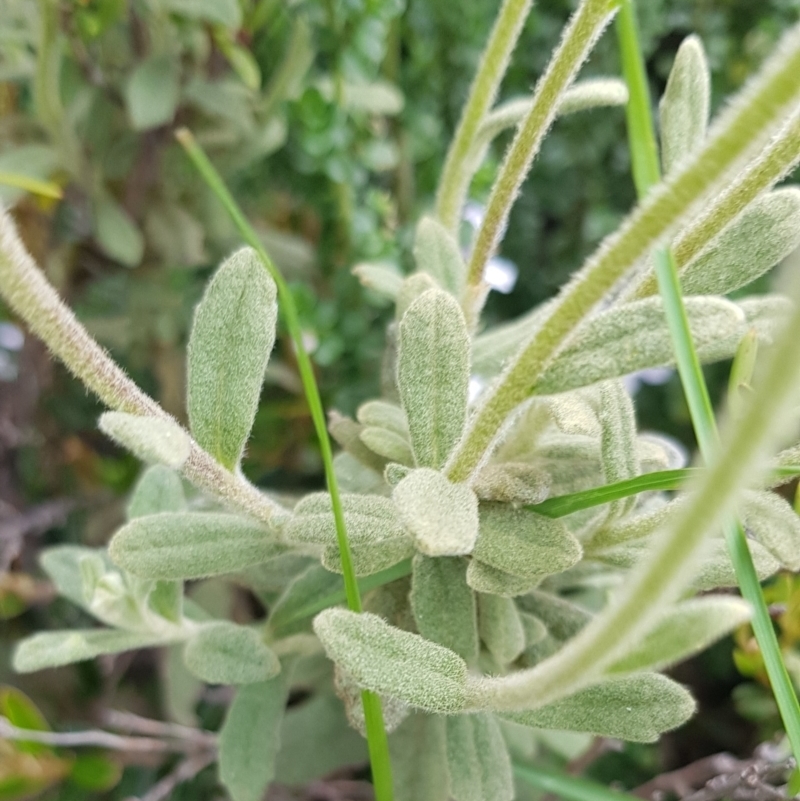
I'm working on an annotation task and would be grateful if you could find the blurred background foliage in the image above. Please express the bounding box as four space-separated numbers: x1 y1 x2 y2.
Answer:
1 0 799 798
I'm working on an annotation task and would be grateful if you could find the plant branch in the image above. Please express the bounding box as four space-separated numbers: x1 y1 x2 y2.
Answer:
446 18 800 482
175 129 394 801
0 207 286 527
463 0 619 296
434 0 534 232
614 0 800 762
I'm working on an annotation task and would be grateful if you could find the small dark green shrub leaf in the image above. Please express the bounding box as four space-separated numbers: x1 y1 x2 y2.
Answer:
411 555 478 662
127 465 187 519
110 513 283 579
313 609 468 713
125 55 180 131
398 289 469 468
503 673 695 742
390 713 450 801
741 489 800 570
478 593 525 666
473 504 581 580
413 217 466 298
659 35 710 174
446 713 514 801
218 673 288 801
183 622 280 685
607 597 751 675
14 629 171 673
393 468 479 556
187 247 278 469
466 560 541 597
100 412 190 470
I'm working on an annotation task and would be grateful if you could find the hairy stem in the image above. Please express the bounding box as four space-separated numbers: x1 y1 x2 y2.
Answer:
468 263 800 712
615 0 800 761
176 130 394 801
446 19 800 482
0 207 285 527
463 0 619 295
435 0 534 232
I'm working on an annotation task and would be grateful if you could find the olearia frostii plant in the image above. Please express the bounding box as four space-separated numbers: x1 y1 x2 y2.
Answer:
5 1 800 799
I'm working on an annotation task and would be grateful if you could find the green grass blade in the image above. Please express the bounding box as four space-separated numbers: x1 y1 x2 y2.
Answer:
615 0 800 763
175 129 394 800
514 762 641 801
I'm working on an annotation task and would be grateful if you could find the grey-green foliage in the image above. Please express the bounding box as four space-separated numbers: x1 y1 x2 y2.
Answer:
503 673 695 742
413 217 467 298
110 512 284 579
99 412 190 469
474 463 550 504
411 555 478 662
334 666 410 736
398 289 470 468
14 629 172 673
183 622 280 684
446 713 514 801
390 714 450 801
478 593 526 666
741 489 800 570
127 465 187 519
473 504 581 582
659 35 710 174
466 560 542 597
393 468 479 556
186 247 278 469
313 609 468 713
606 597 751 675
218 672 288 801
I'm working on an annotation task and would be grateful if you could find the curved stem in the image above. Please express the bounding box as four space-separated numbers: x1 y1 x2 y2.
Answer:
463 0 619 294
614 0 800 761
435 0 534 232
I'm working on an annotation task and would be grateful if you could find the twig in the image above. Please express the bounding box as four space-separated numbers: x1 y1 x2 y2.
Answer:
126 749 216 801
0 716 216 754
101 709 212 744
0 497 76 569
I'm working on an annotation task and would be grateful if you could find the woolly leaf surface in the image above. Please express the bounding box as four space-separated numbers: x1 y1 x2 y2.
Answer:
393 468 479 556
503 673 695 742
607 597 751 675
127 465 187 519
478 593 525 665
313 608 468 713
14 629 171 673
322 536 414 577
357 400 409 436
110 512 283 579
389 713 450 801
398 289 469 468
360 426 415 465
446 713 514 801
285 492 403 545
328 411 387 472
678 189 800 297
596 381 639 518
396 272 439 320
268 563 344 635
187 247 277 469
741 489 800 570
334 666 409 736
537 297 744 395
411 555 478 662
352 261 404 300
474 463 550 504
516 590 592 640
473 504 581 580
100 412 190 469
413 216 466 298
466 560 541 597
218 673 288 801
183 622 280 684
659 35 710 174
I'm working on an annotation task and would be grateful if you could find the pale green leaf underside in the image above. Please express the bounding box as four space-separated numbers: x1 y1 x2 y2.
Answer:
110 512 283 579
502 673 695 742
313 609 468 713
100 412 190 469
